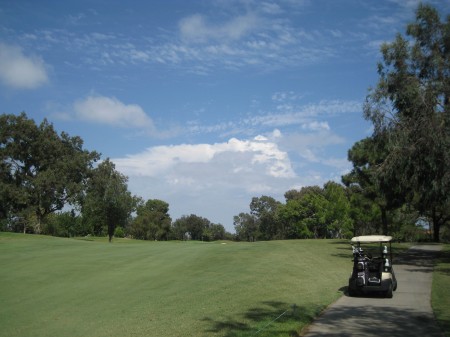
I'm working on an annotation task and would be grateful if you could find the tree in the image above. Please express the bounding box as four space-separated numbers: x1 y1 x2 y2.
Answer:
295 188 328 238
345 186 381 236
234 212 259 241
129 199 171 240
284 186 324 202
342 137 403 235
171 214 210 241
0 113 99 232
81 159 137 242
204 223 226 241
322 181 353 238
276 200 313 239
42 210 85 237
171 216 189 240
250 196 281 240
363 4 450 241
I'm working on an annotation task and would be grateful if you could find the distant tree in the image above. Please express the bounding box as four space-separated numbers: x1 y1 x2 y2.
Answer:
204 223 226 241
171 217 188 240
276 200 313 239
295 188 328 238
284 189 302 202
171 214 210 241
363 4 450 240
129 199 171 240
0 112 99 232
250 196 281 240
284 186 324 202
81 159 137 242
234 212 259 241
322 181 353 238
42 210 84 237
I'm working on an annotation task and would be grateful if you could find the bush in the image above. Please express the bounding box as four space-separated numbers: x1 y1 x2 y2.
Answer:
114 227 125 238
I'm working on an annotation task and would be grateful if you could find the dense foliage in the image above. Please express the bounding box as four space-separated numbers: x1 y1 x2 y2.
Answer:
0 112 99 233
362 4 450 241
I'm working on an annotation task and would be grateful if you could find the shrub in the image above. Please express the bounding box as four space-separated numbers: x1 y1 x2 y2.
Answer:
114 226 125 238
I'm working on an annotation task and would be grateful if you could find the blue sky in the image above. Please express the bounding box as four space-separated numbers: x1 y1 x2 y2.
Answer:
1 0 449 232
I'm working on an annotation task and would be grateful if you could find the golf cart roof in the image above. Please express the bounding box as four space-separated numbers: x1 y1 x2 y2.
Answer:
351 235 393 243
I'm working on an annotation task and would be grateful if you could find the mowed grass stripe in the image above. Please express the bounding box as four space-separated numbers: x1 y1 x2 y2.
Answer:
0 233 351 337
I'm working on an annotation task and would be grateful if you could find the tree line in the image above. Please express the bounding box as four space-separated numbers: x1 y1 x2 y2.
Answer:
1 4 449 242
0 114 230 241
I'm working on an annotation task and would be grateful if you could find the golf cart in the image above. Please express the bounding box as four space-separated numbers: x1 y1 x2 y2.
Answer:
348 235 397 298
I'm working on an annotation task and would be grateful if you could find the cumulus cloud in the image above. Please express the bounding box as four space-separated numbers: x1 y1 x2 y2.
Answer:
112 132 301 229
0 42 49 89
111 128 347 229
73 95 154 129
113 135 295 180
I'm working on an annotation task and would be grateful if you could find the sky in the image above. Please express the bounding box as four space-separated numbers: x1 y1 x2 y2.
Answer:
1 0 449 232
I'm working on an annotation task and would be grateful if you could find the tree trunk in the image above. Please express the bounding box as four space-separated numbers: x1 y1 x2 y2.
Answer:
432 207 440 242
381 206 388 235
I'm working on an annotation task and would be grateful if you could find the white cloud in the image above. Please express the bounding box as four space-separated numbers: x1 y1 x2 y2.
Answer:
179 13 260 43
73 95 155 129
245 100 361 128
110 126 350 230
387 0 422 10
261 2 283 14
0 42 49 89
112 133 301 229
180 99 360 140
302 121 330 131
114 136 295 179
8 3 340 74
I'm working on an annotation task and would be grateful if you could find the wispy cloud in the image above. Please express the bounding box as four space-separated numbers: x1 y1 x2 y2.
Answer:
8 3 339 74
245 99 362 128
179 98 362 141
7 0 439 78
0 42 49 89
179 13 261 43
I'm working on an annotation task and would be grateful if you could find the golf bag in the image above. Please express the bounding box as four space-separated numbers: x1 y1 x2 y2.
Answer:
352 246 369 286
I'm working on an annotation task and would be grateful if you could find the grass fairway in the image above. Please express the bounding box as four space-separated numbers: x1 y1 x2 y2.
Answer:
432 244 450 336
0 233 355 337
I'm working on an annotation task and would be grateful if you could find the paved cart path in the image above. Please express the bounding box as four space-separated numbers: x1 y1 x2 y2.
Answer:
302 245 443 337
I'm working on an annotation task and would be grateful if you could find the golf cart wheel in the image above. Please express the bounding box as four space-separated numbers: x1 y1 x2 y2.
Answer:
385 282 393 298
348 286 357 297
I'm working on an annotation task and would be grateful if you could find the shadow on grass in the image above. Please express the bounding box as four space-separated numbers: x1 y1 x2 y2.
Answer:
202 301 324 337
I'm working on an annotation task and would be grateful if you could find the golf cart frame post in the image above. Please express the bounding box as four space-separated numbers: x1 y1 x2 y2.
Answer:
348 235 397 298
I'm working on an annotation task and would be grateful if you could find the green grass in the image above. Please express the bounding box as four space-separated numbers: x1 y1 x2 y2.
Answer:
0 233 403 337
432 244 450 336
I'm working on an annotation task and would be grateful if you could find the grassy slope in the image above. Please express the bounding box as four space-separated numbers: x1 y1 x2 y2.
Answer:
432 244 450 336
0 233 354 337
